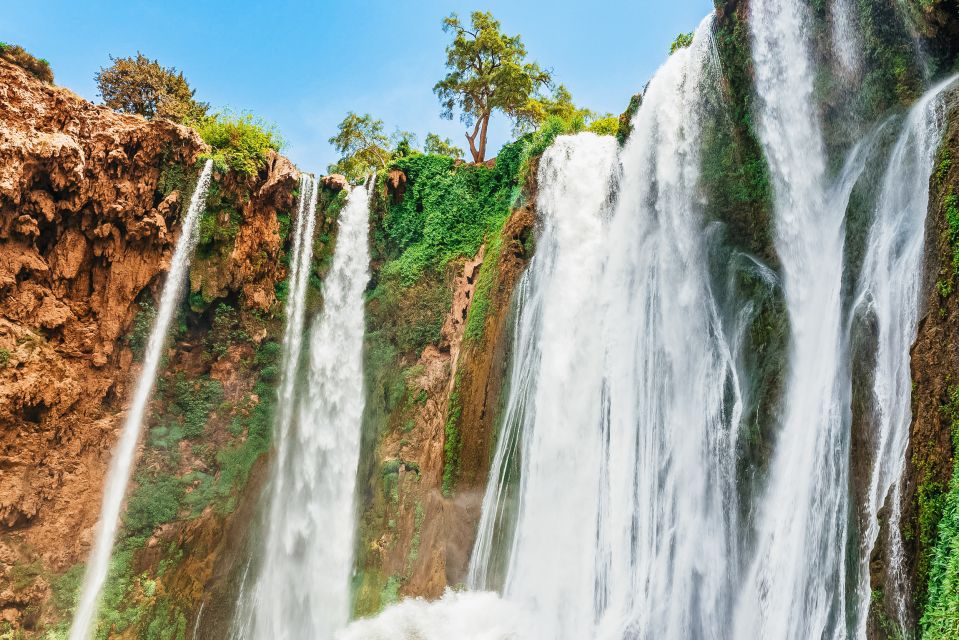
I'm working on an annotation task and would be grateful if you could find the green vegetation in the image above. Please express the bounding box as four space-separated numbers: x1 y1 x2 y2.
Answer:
921 385 959 638
197 111 283 176
127 299 156 361
435 11 552 162
424 132 464 158
328 112 392 180
442 380 463 496
0 42 53 83
95 53 207 122
669 32 694 54
0 348 10 368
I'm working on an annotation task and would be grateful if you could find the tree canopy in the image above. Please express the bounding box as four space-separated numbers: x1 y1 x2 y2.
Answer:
434 11 551 163
96 53 208 122
424 133 464 159
328 112 392 180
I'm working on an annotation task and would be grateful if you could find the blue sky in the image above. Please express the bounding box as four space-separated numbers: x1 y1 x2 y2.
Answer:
6 1 712 172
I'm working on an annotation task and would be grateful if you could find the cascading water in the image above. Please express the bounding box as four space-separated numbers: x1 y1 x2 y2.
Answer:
851 75 958 636
732 0 854 634
69 159 213 640
239 180 371 640
336 4 956 639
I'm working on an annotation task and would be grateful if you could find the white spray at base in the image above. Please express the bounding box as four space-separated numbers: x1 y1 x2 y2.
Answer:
240 181 370 640
69 159 213 640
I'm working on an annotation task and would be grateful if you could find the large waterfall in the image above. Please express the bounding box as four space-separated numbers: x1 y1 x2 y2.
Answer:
69 159 214 640
335 3 958 638
237 180 371 640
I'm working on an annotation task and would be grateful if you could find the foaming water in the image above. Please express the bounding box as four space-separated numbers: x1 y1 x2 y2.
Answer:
69 160 213 640
336 591 533 640
238 182 370 639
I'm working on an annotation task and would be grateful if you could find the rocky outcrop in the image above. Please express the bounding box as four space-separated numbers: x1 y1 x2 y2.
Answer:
0 57 298 634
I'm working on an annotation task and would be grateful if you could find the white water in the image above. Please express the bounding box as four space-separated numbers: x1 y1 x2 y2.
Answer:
851 75 958 636
333 6 957 638
69 159 213 640
240 182 370 640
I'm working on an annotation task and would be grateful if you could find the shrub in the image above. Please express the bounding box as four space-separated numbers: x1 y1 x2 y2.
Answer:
124 474 183 535
197 111 283 176
127 300 156 361
587 115 620 136
669 32 694 54
0 348 10 368
0 43 53 83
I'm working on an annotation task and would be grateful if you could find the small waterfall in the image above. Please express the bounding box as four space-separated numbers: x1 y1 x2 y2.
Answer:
242 181 370 639
852 75 958 636
69 159 213 640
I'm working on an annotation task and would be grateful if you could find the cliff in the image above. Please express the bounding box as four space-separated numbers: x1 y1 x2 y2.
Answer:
0 57 310 637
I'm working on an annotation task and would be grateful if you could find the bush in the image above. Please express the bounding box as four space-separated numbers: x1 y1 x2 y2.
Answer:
127 300 156 361
124 474 183 535
0 42 53 83
197 111 283 176
669 32 694 54
0 348 10 369
587 116 620 136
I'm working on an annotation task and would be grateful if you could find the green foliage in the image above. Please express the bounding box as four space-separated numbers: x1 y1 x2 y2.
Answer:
207 303 248 358
95 53 206 122
670 32 694 54
442 380 463 497
0 348 10 368
380 575 402 607
435 11 551 162
127 300 156 361
588 116 620 137
945 191 959 272
464 228 503 343
197 204 241 249
382 134 528 284
10 562 41 591
124 474 184 535
0 42 53 83
197 111 283 176
424 132 464 158
160 372 224 438
921 386 959 638
328 112 391 181
51 564 84 614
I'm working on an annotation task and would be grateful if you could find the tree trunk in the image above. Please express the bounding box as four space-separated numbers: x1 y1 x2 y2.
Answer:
476 113 490 164
465 113 491 164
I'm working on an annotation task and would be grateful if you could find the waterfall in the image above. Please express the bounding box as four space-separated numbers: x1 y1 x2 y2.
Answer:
852 75 958 636
240 180 370 640
69 159 213 640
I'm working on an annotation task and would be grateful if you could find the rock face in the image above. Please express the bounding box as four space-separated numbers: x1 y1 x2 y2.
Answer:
0 58 298 633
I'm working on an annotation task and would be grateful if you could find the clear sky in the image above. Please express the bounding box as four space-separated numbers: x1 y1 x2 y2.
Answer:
5 1 713 172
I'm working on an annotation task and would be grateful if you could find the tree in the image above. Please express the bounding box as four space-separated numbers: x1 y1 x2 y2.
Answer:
434 11 551 163
424 133 464 159
328 112 391 180
96 53 208 122
391 129 419 159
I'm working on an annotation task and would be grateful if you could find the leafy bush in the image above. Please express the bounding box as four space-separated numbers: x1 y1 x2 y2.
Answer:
587 116 620 136
0 348 10 369
669 32 694 54
197 111 283 176
124 475 183 535
0 42 53 83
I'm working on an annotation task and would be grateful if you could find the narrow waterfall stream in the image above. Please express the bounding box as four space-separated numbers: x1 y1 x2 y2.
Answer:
335 4 958 638
238 181 371 640
69 159 214 640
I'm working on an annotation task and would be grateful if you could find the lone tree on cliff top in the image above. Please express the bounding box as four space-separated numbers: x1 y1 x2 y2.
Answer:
96 53 208 123
434 11 551 164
